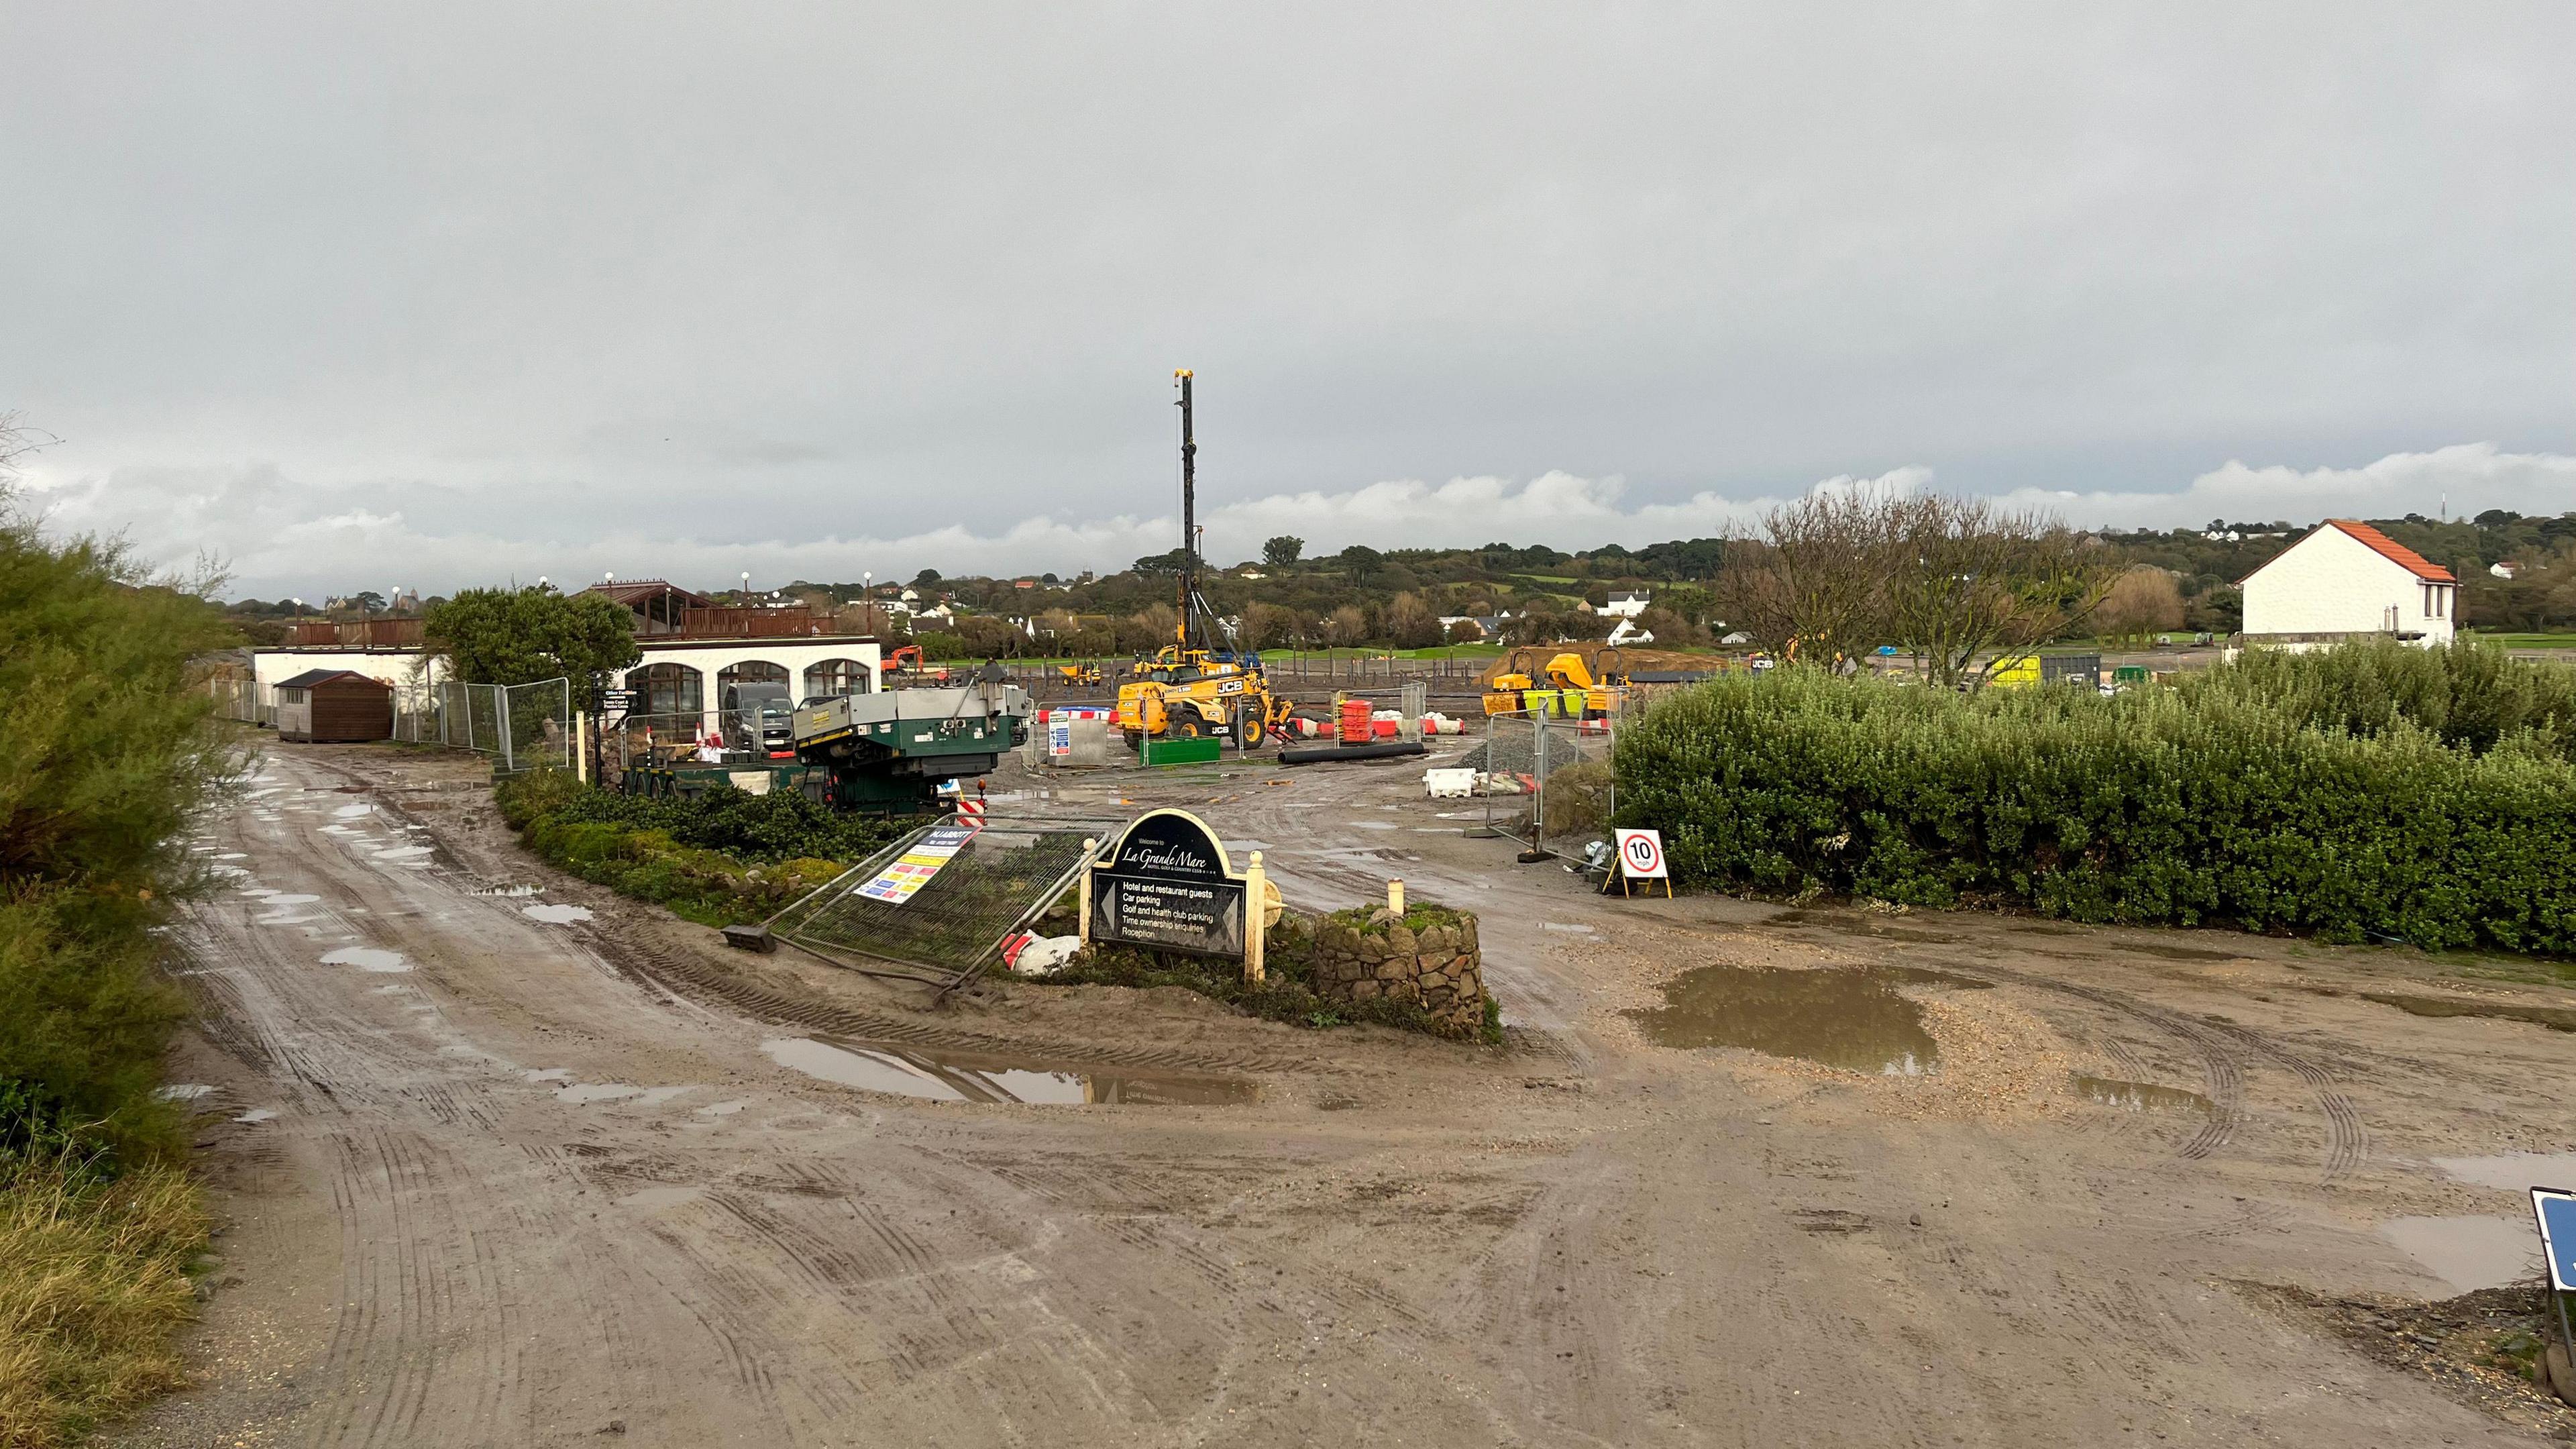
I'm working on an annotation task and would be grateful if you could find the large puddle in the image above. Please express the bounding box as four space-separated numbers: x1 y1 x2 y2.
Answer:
1626 964 1987 1075
762 1036 1259 1106
2377 1216 2539 1295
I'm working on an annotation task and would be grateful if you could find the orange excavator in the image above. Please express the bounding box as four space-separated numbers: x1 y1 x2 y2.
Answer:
879 644 953 688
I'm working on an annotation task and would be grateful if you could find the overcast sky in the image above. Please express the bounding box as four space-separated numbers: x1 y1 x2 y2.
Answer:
4 4 2570 599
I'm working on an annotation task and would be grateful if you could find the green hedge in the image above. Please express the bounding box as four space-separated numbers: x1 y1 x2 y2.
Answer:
496 771 905 863
2177 637 2576 761
494 773 902 926
1613 657 2576 953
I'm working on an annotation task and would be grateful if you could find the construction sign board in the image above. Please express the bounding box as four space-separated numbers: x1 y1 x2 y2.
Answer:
1089 809 1248 959
2536 1187 2576 1291
855 824 981 906
1615 829 1668 879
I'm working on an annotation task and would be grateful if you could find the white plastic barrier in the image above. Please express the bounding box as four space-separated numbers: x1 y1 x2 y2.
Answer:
1424 767 1478 799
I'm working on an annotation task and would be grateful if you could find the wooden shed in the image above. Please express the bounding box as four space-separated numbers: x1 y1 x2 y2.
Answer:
274 669 394 743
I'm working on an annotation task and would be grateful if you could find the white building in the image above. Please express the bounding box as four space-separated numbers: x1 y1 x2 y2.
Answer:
1601 589 1652 620
2239 519 2459 647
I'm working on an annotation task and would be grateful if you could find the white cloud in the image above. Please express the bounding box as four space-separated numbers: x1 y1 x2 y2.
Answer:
21 445 2566 600
1989 443 2576 531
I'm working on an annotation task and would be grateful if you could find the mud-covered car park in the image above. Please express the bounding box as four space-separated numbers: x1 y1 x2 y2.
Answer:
125 737 2576 1447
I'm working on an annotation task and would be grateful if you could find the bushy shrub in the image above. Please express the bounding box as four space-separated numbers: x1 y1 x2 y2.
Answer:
2180 637 2576 761
497 771 904 863
1614 659 2576 953
494 773 902 924
1 521 235 1161
1 502 227 1441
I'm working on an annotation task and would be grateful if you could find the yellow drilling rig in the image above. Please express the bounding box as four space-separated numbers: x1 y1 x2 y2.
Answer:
1116 371 1297 751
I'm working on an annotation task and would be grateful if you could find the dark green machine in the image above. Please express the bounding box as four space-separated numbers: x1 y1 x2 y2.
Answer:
790 666 1034 813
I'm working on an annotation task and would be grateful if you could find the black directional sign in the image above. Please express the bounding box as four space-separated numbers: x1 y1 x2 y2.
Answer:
1088 809 1247 959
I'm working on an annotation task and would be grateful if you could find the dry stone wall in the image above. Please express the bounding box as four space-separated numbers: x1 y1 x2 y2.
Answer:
1311 909 1485 1035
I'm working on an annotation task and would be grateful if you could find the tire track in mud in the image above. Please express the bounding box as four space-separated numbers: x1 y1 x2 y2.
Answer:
1953 961 2363 1182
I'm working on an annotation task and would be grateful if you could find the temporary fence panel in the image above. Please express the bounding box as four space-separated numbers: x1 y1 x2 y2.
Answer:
498 679 573 774
767 818 1117 988
1534 712 1619 858
434 678 572 773
390 682 439 743
207 677 262 724
1461 707 1621 855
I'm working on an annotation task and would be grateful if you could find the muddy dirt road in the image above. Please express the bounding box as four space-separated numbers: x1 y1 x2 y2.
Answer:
126 742 2576 1446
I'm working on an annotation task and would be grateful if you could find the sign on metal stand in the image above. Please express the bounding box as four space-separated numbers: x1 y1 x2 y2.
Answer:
2536 1186 2576 1385
1607 827 1672 898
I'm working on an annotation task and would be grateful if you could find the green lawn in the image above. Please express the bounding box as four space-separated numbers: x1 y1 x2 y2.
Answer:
2464 631 2576 650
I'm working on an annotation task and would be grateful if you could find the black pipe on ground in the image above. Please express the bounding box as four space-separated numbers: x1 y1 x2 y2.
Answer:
1275 741 1430 766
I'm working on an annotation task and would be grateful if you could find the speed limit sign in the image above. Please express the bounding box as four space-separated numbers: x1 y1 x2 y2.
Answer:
1615 829 1668 879
1610 828 1671 897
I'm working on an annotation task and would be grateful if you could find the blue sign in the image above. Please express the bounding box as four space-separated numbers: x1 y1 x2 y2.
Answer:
2536 1187 2576 1292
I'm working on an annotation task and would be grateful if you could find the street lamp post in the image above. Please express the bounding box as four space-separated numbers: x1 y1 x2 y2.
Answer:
863 572 874 635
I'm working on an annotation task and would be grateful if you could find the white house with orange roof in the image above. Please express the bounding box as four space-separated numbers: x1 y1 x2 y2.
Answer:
2238 519 2459 647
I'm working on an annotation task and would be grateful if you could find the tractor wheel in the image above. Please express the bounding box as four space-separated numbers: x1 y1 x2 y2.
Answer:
1242 714 1265 747
1173 717 1203 740
1122 730 1144 752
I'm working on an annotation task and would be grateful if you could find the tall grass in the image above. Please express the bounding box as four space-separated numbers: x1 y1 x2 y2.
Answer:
1615 645 2576 953
0 1149 209 1448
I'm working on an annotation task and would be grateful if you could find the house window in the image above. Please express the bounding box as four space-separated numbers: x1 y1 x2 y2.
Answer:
802 658 870 700
635 662 702 716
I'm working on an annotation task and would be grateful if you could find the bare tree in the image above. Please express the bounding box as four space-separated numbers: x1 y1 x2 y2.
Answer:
0 411 60 519
1383 592 1442 649
1712 485 1902 657
2091 566 2185 645
1241 602 1301 650
1881 494 2120 687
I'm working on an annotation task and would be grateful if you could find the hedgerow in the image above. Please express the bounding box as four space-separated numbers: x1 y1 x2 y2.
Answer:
1613 649 2576 953
496 769 908 862
494 773 905 925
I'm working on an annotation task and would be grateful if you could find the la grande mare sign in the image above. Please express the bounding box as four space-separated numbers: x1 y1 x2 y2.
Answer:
1089 809 1246 959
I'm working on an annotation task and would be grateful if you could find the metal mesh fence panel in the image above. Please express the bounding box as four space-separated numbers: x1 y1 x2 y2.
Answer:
391 683 437 743
1458 706 1619 855
770 818 1112 985
498 679 572 774
207 677 262 723
431 679 571 771
1535 712 1618 857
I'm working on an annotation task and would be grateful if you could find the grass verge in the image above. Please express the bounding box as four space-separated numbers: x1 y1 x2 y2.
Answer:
0 1148 210 1448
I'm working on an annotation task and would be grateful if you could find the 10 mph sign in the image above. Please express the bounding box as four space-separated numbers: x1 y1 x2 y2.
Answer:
1615 829 1668 879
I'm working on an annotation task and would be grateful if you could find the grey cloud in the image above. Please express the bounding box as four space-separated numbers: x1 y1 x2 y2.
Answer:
3 3 2570 596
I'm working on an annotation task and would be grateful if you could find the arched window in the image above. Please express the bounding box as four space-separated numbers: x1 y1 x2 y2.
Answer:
802 658 870 700
636 662 702 716
716 660 790 693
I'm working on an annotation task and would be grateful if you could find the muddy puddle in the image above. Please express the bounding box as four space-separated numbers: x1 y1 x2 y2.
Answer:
2070 1073 2214 1114
2378 1216 2540 1295
2361 992 2576 1033
2432 1152 2576 1190
1627 964 1987 1075
763 1036 1258 1106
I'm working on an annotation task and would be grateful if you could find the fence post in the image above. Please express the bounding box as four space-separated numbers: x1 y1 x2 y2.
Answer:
495 685 515 773
1244 851 1267 985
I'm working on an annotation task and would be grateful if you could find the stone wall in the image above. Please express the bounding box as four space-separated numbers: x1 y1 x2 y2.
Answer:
1310 909 1485 1036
